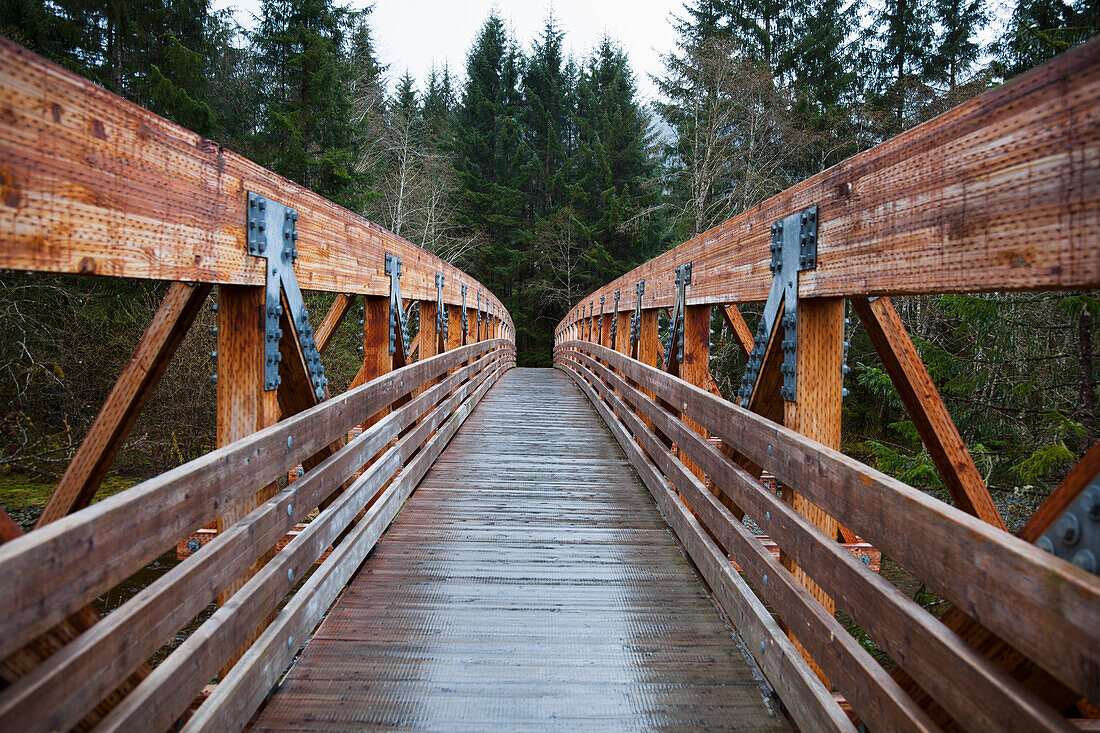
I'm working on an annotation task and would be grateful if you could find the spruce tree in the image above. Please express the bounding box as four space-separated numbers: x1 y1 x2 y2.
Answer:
252 0 364 208
995 0 1096 76
866 0 935 132
521 18 573 216
929 0 985 91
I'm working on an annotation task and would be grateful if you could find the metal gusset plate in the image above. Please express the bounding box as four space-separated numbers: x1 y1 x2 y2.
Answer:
247 192 327 400
436 273 447 341
461 284 468 339
663 262 692 369
1038 479 1100 575
476 291 482 331
738 205 817 408
598 296 605 340
610 289 621 347
386 253 408 359
630 279 645 352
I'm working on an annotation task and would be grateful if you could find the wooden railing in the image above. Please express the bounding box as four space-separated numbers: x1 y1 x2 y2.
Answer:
0 340 514 731
0 37 516 731
555 36 1100 733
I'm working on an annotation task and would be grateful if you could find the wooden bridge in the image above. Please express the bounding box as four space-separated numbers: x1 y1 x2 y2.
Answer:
0 34 1098 733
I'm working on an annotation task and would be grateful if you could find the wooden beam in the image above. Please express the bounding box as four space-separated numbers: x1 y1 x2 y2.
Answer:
560 36 1100 329
35 282 210 527
314 293 354 354
852 297 1005 529
721 305 754 357
0 40 509 320
350 296 391 428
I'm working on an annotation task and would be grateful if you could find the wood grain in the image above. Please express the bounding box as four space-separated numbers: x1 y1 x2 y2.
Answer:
0 40 509 320
557 36 1100 332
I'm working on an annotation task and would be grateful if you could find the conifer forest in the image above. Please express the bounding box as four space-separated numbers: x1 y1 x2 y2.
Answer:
0 0 1096 528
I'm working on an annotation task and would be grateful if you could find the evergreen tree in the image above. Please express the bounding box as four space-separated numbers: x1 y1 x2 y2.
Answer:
453 14 529 317
422 64 456 141
995 0 1097 76
728 0 793 69
929 0 985 91
866 0 936 131
521 18 573 217
252 0 364 208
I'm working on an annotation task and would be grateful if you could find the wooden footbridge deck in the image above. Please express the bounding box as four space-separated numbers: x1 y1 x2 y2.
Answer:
254 369 787 731
1 36 1099 733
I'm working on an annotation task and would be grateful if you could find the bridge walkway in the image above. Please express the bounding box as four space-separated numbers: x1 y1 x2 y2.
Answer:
253 368 788 731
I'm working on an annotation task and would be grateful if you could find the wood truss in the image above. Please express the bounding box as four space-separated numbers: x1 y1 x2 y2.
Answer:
556 35 1100 732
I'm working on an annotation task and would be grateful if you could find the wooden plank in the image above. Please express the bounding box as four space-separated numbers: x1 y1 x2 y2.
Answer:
889 440 1100 726
559 340 1100 702
560 358 914 731
0 41 509 321
230 368 787 733
35 282 211 527
559 36 1100 331
564 350 1070 731
102 360 508 733
852 297 1005 528
0 340 507 661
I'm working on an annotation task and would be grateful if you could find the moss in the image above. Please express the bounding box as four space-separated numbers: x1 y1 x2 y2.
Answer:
0 472 142 531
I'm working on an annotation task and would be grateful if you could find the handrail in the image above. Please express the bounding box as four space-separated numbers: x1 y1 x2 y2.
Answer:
557 341 1099 730
0 340 515 731
0 38 512 335
551 38 1100 732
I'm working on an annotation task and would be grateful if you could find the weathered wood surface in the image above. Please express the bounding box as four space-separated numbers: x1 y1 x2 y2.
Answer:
560 36 1100 327
253 369 789 732
556 341 1100 706
559 347 1073 731
0 39 510 331
0 340 508 662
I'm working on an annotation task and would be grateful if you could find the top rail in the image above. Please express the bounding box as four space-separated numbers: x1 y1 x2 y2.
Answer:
0 39 511 333
558 35 1100 328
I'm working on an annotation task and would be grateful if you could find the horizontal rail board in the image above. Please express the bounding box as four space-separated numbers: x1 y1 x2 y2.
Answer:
0 340 511 662
558 341 1100 704
0 40 509 328
560 37 1100 324
0 350 507 732
560 348 1071 731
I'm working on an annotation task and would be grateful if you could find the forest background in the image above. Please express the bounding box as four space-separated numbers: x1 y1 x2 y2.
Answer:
0 0 1096 529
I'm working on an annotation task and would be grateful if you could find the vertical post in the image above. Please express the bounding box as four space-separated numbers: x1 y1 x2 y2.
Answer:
781 297 844 683
353 295 391 427
447 304 463 351
638 308 659 368
615 311 630 355
420 299 439 360
680 305 711 478
214 284 280 673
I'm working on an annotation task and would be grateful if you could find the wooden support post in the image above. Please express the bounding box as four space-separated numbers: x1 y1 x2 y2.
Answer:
447 307 462 351
36 282 211 527
780 297 843 684
351 296 391 424
214 285 280 674
681 305 712 482
638 309 659 368
615 311 630 355
852 297 1005 530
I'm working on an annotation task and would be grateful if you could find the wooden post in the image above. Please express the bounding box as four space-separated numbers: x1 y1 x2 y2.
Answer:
615 311 630 355
351 296 392 427
36 282 211 527
447 305 462 351
780 297 844 684
214 285 280 674
681 305 711 482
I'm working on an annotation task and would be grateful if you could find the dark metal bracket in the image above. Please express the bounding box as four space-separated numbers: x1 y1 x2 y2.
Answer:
738 205 818 408
1037 479 1100 575
663 262 692 369
247 192 327 399
610 289 621 348
476 291 482 332
598 296 605 341
630 279 645 352
386 252 407 359
436 273 447 342
461 284 468 339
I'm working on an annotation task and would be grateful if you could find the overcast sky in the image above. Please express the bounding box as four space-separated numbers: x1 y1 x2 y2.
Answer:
211 0 683 103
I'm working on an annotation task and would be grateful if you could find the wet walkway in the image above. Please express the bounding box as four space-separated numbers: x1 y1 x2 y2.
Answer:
254 368 788 731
